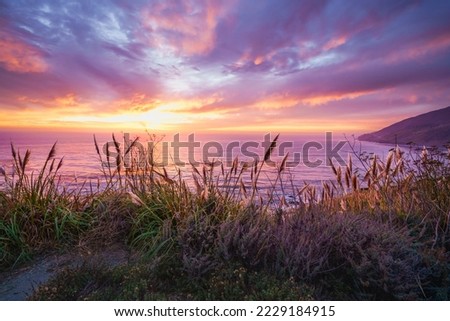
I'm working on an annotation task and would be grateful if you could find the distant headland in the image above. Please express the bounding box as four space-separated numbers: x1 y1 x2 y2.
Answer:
359 106 450 146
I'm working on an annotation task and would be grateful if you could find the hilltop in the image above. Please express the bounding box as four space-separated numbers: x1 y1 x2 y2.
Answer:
359 106 450 146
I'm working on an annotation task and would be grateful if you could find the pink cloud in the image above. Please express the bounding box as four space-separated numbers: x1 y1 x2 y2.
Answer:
0 31 48 73
141 0 234 56
1 0 449 132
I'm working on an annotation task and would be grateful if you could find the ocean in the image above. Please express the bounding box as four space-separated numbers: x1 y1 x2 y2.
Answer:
0 131 395 196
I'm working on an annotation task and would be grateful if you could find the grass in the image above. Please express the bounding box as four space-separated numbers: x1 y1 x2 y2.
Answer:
28 261 314 301
1 135 449 300
0 143 92 267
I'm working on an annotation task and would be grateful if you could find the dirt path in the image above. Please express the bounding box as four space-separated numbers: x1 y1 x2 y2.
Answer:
0 244 131 300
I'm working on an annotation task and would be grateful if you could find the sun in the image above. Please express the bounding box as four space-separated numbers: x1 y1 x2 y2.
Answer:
140 107 190 129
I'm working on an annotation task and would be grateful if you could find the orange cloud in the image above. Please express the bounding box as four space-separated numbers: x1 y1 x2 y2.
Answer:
114 93 161 113
323 36 347 51
386 32 450 63
0 31 47 73
6 91 233 132
54 93 80 107
252 95 300 109
234 51 272 67
17 93 86 109
251 90 371 110
210 118 374 133
112 92 225 114
0 95 91 130
301 91 371 106
253 56 264 65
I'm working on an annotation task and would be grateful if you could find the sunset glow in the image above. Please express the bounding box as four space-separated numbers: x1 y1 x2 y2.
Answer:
1 1 449 134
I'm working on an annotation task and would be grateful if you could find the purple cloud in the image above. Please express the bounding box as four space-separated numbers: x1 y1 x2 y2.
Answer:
0 0 449 132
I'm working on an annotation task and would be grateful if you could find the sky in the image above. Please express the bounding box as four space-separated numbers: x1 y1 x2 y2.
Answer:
0 0 450 134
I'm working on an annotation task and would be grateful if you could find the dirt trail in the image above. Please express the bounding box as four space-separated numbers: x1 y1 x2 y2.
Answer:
0 244 131 300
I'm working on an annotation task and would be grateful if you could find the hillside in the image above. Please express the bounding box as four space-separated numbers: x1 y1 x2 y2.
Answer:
358 106 450 146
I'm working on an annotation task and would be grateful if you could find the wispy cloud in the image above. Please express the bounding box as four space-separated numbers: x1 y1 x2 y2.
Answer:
0 30 48 73
0 0 449 132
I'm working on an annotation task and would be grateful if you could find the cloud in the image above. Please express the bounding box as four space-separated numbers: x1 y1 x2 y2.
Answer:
140 0 234 56
0 30 48 73
0 0 449 132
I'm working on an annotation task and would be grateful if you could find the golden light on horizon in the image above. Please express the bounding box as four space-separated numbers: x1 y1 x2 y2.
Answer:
1 1 449 136
1 87 440 134
0 94 402 134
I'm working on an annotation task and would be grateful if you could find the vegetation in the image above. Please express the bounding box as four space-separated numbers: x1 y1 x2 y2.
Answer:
1 135 449 300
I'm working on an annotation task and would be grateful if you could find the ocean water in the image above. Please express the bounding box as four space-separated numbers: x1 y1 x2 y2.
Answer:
0 131 395 196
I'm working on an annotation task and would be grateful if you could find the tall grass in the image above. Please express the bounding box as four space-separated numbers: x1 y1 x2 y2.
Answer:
1 135 449 300
0 143 92 267
331 142 450 247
